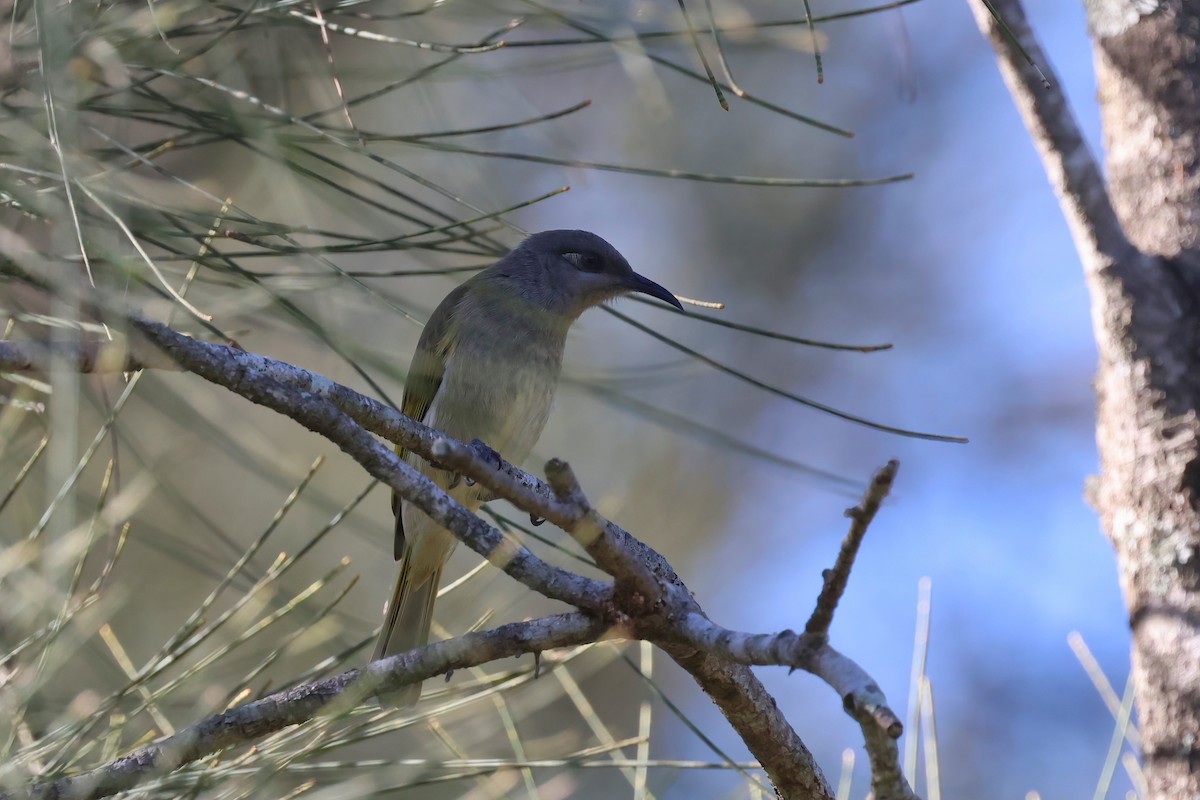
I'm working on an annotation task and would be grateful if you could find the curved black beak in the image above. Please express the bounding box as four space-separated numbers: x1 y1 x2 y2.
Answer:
625 271 684 311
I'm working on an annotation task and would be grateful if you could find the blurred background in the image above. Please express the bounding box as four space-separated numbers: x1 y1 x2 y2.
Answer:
0 0 1128 797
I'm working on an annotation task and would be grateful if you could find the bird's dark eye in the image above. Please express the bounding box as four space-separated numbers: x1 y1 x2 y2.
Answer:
562 251 603 273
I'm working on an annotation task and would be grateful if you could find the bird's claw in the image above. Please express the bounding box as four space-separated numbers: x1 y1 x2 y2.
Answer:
530 513 545 527
443 441 500 491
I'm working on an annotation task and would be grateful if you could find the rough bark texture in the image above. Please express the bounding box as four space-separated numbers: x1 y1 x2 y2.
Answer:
973 0 1200 795
1089 1 1200 794
1092 0 1200 256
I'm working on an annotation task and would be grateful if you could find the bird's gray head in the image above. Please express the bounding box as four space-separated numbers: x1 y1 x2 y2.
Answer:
487 230 683 319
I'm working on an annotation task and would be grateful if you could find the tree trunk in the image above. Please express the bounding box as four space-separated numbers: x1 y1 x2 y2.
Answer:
1089 2 1200 795
972 1 1200 796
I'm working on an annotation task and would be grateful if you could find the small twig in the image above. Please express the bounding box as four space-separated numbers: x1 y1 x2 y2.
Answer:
807 460 899 636
430 441 665 610
672 614 913 799
676 615 900 728
543 458 662 608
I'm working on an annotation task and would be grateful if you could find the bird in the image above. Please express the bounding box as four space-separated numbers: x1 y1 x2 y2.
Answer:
374 229 683 707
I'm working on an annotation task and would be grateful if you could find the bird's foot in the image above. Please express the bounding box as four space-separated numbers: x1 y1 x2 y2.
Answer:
530 513 545 527
429 456 462 489
445 440 502 489
464 439 502 486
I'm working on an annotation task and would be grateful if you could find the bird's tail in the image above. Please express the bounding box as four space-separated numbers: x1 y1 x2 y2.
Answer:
373 552 441 709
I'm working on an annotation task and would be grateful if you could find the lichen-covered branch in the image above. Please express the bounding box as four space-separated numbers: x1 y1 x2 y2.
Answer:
12 614 604 800
972 2 1200 797
0 322 919 800
128 322 610 611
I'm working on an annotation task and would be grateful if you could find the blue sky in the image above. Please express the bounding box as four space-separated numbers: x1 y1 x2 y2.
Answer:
508 1 1133 795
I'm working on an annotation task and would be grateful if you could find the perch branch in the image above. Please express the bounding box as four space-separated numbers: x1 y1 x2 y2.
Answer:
1 322 919 799
126 322 610 611
124 321 832 797
431 437 663 609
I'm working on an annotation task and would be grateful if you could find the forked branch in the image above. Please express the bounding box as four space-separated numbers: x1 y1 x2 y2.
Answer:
0 325 917 800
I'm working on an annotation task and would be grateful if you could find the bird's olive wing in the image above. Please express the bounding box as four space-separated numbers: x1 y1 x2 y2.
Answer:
393 282 468 559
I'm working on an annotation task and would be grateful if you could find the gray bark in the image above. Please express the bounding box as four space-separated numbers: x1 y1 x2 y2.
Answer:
974 1 1200 795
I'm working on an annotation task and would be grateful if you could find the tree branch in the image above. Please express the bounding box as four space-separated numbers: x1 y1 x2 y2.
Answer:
425 416 908 799
0 323 918 800
431 439 911 797
431 437 664 610
967 0 1140 275
807 459 898 636
669 460 912 800
127 321 610 611
973 3 1200 797
14 614 604 800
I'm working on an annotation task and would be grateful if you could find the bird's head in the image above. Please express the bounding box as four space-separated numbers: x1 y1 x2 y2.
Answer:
496 229 683 319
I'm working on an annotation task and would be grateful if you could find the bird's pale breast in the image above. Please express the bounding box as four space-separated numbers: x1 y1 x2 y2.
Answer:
399 292 569 579
428 336 560 469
